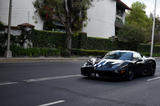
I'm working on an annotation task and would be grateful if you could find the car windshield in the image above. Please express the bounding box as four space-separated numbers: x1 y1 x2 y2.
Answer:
103 51 133 60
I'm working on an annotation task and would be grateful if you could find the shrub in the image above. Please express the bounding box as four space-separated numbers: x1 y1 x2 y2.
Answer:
60 48 71 57
0 21 5 30
71 49 108 56
140 52 160 57
138 44 160 54
2 29 154 57
86 37 112 50
72 32 87 49
117 24 145 50
11 45 61 57
28 30 66 48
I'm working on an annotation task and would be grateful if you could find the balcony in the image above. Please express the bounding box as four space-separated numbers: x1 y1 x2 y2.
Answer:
115 16 123 28
115 9 125 28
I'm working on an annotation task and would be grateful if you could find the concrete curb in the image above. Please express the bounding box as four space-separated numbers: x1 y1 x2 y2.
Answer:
0 57 89 63
0 57 159 63
155 57 160 59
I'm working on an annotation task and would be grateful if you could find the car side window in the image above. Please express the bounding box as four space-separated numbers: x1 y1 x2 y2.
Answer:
133 52 142 60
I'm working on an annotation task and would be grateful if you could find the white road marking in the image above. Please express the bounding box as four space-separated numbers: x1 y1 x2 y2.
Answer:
0 82 18 86
24 74 81 82
147 76 160 82
38 100 65 106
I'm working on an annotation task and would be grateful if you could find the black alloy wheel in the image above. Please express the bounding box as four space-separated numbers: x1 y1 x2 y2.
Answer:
148 62 155 76
126 69 134 81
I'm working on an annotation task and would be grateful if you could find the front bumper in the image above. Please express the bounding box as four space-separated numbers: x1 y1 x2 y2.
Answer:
81 67 126 78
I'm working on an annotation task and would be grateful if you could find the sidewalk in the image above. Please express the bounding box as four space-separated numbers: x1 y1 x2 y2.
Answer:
0 57 89 63
0 57 159 63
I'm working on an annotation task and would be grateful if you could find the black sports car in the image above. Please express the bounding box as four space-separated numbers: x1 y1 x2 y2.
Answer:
81 50 156 80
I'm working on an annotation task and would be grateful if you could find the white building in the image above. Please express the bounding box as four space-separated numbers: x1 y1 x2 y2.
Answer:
83 0 130 38
0 0 43 30
0 0 130 38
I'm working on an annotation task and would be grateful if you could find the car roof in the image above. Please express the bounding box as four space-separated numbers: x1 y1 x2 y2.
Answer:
110 50 139 54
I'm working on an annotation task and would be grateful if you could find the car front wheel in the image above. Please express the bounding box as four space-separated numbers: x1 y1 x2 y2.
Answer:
126 69 134 81
148 62 156 76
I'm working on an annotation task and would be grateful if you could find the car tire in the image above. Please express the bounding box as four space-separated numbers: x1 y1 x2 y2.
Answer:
148 62 156 76
126 69 134 81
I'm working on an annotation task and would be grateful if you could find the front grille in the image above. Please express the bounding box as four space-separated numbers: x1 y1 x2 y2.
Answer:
96 71 121 78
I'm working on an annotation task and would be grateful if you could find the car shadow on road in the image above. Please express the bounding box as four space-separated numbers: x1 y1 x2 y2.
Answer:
83 77 124 82
80 75 155 83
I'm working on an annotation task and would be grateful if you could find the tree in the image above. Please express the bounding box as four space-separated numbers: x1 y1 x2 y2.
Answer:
117 24 145 50
125 1 152 42
33 0 92 55
0 21 5 30
154 17 160 43
126 2 152 29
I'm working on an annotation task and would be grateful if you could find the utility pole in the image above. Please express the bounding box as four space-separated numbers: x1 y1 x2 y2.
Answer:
6 0 12 58
150 0 157 57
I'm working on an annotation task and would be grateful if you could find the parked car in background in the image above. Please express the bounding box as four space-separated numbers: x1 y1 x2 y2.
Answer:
81 50 156 81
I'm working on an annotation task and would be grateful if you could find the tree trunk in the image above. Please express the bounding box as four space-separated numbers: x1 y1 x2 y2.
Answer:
64 0 72 55
66 28 72 50
65 21 72 55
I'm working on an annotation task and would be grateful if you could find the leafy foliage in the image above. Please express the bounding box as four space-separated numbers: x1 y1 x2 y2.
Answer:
33 0 92 32
33 0 93 55
126 2 152 29
0 30 150 57
0 21 5 30
138 44 160 56
71 49 108 56
125 1 152 42
154 17 160 43
11 45 61 57
117 25 145 50
28 30 66 48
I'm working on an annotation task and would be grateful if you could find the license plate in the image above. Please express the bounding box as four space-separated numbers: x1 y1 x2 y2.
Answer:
91 73 99 77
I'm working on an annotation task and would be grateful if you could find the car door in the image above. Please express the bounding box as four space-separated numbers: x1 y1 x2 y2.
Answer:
133 52 145 75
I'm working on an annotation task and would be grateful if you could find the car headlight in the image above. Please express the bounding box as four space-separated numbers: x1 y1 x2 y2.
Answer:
82 62 87 67
82 62 93 67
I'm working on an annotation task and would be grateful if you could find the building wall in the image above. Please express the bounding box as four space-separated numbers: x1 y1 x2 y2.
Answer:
83 0 116 38
0 0 118 38
0 0 43 30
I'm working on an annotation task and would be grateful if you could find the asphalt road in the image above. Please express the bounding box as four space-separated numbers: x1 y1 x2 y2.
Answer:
0 59 160 106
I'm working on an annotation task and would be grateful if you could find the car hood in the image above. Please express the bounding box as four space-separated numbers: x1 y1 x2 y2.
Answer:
95 59 124 66
91 58 129 70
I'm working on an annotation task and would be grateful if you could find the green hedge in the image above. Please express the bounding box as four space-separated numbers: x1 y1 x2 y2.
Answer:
74 35 137 50
138 44 160 55
140 52 160 57
0 21 5 30
28 30 66 48
29 30 88 49
71 49 108 56
1 30 138 52
11 45 60 57
72 32 87 49
0 34 6 56
1 29 159 57
86 37 113 50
